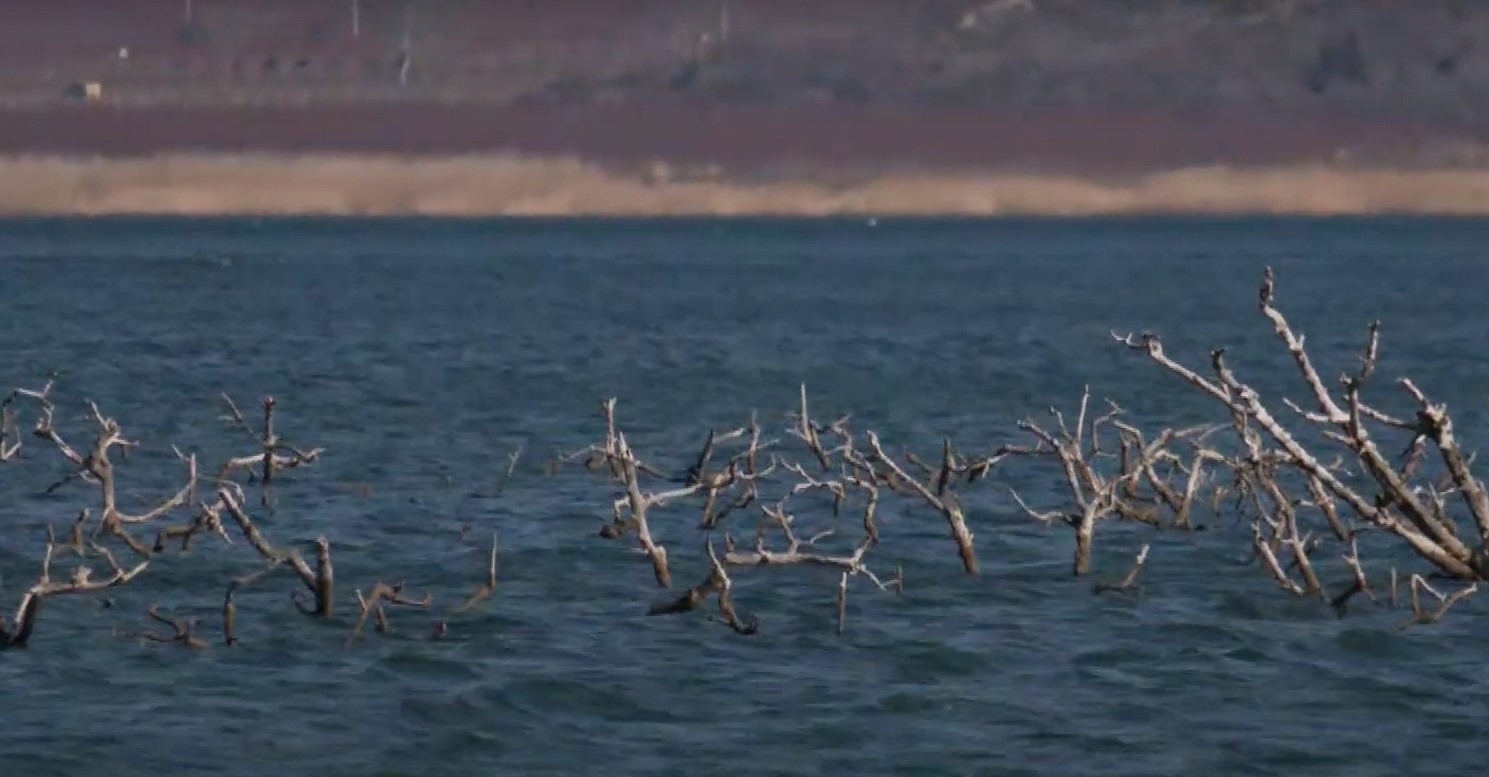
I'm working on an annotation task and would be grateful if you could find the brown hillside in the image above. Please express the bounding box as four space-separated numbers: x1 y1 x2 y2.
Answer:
1 1 1487 173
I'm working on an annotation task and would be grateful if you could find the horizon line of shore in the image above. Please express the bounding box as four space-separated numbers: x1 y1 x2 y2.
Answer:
1 152 1487 217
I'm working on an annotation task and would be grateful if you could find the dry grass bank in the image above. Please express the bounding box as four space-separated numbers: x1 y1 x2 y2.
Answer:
3 154 1489 217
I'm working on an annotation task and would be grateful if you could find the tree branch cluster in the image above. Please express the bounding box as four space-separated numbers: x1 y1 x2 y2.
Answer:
0 390 486 651
1115 265 1484 622
561 268 1488 634
3 264 1482 652
563 380 1233 634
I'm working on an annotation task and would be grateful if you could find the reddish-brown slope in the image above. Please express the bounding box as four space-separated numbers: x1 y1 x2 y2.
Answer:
0 0 1485 172
0 101 1457 175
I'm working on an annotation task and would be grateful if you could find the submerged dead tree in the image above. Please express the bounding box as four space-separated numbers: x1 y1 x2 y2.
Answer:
1 535 148 648
0 376 502 652
33 400 198 558
574 398 776 589
1116 266 1483 616
1005 388 1224 575
0 388 201 647
217 393 324 506
565 384 1238 631
12 271 1489 655
216 485 335 617
0 374 55 462
568 389 987 633
345 581 432 647
866 430 980 574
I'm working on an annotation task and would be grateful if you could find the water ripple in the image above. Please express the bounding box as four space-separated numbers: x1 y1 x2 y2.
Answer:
2 217 1489 776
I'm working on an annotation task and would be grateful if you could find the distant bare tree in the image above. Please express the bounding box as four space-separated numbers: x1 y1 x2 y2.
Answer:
398 3 414 86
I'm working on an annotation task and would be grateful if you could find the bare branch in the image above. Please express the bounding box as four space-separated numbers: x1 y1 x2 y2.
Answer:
615 433 672 588
1396 575 1477 630
217 486 331 616
31 402 197 558
217 393 324 507
866 431 977 574
1117 323 1479 580
1093 544 1149 595
345 581 431 647
1330 536 1377 617
117 605 206 649
1 374 56 462
453 532 499 613
2 528 149 647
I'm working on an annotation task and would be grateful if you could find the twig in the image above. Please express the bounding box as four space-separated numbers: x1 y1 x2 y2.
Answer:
1396 575 1477 630
1093 544 1149 595
453 532 498 613
116 605 207 649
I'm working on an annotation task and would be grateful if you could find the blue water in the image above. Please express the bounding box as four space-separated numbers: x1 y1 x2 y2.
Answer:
1 217 1488 776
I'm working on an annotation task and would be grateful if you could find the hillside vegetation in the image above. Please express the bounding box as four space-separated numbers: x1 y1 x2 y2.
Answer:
0 0 1484 126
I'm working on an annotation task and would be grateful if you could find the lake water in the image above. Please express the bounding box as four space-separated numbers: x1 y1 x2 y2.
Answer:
1 217 1488 776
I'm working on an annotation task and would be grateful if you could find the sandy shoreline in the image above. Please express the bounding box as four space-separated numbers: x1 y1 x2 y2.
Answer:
3 153 1489 217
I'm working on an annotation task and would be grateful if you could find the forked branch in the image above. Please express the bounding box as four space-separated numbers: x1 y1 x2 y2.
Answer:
217 393 324 504
647 539 759 635
1396 575 1477 630
866 430 979 574
345 582 432 647
116 605 207 649
1113 266 1488 582
1 373 55 462
1 533 149 649
1005 391 1192 575
32 402 198 558
216 486 334 616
